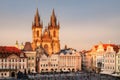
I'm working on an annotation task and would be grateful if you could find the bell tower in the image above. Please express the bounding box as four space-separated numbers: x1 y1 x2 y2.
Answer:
48 9 60 53
32 8 43 50
31 8 60 54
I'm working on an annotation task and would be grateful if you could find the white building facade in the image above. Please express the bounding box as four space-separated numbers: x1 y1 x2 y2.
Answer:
103 45 116 73
36 46 81 73
0 46 27 78
59 48 81 72
39 54 59 72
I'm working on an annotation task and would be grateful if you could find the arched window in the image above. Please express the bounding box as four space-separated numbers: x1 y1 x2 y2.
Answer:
53 31 56 37
44 44 48 52
37 31 39 37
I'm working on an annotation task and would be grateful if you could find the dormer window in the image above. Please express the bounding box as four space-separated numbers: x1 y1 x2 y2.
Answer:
20 53 24 57
106 46 114 52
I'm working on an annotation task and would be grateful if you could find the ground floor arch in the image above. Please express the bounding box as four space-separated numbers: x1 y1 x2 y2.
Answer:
11 71 15 77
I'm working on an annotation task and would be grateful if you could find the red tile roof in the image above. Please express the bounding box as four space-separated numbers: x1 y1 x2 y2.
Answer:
0 46 27 58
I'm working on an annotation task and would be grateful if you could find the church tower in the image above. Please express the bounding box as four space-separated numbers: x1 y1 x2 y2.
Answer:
32 8 43 50
48 9 60 53
31 8 60 55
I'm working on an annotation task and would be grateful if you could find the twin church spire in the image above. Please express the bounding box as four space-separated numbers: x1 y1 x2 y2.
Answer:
32 8 60 55
33 8 59 28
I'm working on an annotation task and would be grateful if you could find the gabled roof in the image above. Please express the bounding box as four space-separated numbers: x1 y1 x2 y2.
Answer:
23 42 33 51
93 44 119 53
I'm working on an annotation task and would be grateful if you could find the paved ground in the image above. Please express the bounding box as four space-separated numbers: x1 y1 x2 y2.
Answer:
1 72 120 80
28 72 120 80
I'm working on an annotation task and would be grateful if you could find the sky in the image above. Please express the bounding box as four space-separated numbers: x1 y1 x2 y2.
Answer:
0 0 120 51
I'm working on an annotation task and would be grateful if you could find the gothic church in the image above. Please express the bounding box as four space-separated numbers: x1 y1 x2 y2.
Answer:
31 8 60 55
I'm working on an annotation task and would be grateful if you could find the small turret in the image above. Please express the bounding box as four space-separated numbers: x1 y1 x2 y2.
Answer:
15 40 19 48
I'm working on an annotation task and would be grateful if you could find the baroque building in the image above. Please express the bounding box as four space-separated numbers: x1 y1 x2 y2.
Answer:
36 45 81 73
85 42 120 74
58 47 81 72
31 8 60 55
0 46 27 78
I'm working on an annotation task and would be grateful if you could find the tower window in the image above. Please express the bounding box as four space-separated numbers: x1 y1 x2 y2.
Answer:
54 31 56 37
37 31 39 37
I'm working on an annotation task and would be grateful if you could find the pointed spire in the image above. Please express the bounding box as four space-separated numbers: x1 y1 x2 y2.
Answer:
34 8 40 26
52 9 55 17
50 9 57 27
36 8 39 17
